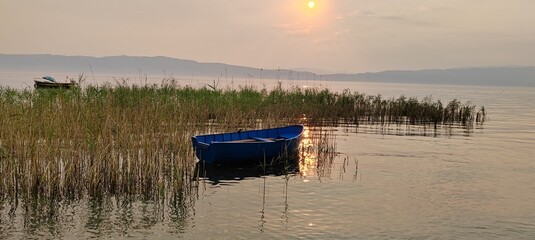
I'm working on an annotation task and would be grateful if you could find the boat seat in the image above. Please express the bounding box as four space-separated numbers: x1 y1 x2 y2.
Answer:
252 137 275 142
278 134 294 139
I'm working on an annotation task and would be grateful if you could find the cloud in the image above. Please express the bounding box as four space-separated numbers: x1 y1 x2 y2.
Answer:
335 29 350 36
313 37 333 44
275 23 314 35
417 5 450 12
336 9 376 20
336 9 434 27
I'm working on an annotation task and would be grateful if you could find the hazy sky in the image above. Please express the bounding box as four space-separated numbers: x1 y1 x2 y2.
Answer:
1 0 534 73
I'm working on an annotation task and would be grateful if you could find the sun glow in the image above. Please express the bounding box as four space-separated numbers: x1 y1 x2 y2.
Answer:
277 0 330 31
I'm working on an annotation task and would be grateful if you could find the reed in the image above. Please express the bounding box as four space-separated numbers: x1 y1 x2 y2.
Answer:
299 126 338 179
0 84 485 202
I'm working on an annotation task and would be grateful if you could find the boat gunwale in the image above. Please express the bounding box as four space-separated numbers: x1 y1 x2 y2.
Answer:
192 125 303 146
212 138 284 144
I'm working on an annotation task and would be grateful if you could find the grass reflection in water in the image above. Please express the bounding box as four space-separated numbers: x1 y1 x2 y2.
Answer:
0 83 485 238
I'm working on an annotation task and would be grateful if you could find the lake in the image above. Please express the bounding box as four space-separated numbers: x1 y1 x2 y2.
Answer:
1 74 534 239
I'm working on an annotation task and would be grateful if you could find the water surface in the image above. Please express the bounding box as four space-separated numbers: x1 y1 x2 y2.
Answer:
1 76 534 239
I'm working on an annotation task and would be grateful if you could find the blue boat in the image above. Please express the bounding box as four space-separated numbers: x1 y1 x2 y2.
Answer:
191 125 304 164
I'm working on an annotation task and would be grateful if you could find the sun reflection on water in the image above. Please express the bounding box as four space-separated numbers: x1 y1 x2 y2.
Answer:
299 127 316 177
298 125 337 179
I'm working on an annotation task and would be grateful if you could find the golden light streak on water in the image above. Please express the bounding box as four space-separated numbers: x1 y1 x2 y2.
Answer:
299 126 317 178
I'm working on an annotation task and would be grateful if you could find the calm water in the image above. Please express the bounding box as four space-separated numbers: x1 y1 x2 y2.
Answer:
1 73 535 239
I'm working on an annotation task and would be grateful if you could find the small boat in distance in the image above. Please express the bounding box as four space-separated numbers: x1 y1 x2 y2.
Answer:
192 125 304 165
34 76 78 89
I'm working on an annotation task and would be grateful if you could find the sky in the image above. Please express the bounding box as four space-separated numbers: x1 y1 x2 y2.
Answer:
1 0 535 73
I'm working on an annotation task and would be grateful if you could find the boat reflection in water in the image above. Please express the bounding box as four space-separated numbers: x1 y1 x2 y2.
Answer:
194 155 300 185
194 125 336 184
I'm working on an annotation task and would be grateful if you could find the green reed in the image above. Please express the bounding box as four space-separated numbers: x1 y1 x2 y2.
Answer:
0 84 485 202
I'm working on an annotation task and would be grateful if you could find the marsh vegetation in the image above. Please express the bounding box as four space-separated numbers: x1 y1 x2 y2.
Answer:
0 83 485 203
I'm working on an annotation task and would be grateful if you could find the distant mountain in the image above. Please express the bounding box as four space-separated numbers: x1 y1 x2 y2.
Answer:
0 54 318 81
1 54 534 86
324 67 535 87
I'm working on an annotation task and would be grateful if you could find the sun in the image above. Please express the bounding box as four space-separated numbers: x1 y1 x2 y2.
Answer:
308 1 315 9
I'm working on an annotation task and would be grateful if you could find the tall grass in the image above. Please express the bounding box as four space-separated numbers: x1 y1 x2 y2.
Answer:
0 84 485 202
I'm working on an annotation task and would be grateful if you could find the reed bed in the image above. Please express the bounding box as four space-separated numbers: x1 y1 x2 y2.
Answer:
0 84 485 202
